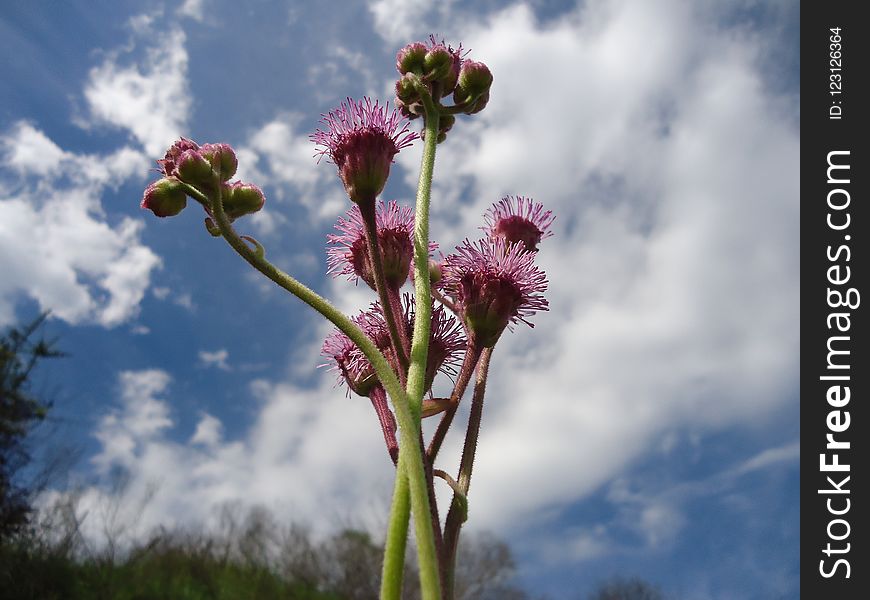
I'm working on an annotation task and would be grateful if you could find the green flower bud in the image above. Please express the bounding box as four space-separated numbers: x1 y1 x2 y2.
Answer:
396 42 427 74
395 73 418 103
424 46 454 81
200 143 238 181
457 61 493 99
467 91 490 115
175 149 213 187
223 182 265 219
141 178 187 217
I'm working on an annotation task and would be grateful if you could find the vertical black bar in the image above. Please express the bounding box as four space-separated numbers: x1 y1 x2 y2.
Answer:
802 2 868 597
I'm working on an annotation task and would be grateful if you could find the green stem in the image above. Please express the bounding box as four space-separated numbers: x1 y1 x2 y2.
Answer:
381 465 410 599
406 94 440 416
201 181 440 600
442 346 493 599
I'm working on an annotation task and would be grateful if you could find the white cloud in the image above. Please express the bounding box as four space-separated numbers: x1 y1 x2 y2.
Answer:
177 0 206 21
368 0 457 44
0 11 196 328
0 126 160 327
83 24 190 156
199 348 231 371
93 370 174 472
191 413 224 446
2 123 68 177
71 370 395 543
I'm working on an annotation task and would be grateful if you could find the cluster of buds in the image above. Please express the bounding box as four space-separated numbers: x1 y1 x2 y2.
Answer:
394 36 493 142
142 138 264 228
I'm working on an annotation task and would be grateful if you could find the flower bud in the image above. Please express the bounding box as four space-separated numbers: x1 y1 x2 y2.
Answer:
440 114 456 133
424 46 454 81
467 91 490 114
158 138 200 177
223 182 265 219
200 143 238 181
204 217 221 236
441 52 462 94
396 42 427 74
175 149 213 187
141 178 187 217
395 73 418 103
456 61 492 100
428 259 442 285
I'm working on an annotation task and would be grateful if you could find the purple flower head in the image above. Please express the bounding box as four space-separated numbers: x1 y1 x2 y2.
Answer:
321 322 378 397
421 300 466 389
370 295 465 391
327 200 434 290
442 238 548 348
483 195 554 253
311 98 417 204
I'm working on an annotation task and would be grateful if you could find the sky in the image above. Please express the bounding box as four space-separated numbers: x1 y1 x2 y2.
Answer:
0 1 799 598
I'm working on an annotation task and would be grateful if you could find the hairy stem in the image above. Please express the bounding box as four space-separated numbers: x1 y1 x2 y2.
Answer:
381 464 410 599
442 346 493 599
406 95 440 416
201 182 440 600
360 202 410 374
427 342 484 463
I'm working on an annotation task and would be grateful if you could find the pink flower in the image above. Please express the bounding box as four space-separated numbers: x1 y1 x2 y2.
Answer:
442 238 548 347
311 98 417 204
321 323 377 397
327 200 433 290
424 302 466 388
483 195 554 252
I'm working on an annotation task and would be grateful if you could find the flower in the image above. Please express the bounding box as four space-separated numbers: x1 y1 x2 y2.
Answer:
321 325 377 397
369 296 466 390
424 302 466 388
482 195 554 252
327 200 433 290
311 98 417 204
442 238 548 347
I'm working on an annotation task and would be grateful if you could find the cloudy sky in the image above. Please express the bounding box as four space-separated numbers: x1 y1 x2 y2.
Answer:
1 1 799 598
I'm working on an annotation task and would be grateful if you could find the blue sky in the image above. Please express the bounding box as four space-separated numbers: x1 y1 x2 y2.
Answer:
1 1 799 598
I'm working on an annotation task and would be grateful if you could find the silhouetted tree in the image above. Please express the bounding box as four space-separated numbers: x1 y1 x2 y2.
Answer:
588 576 667 600
0 314 63 539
